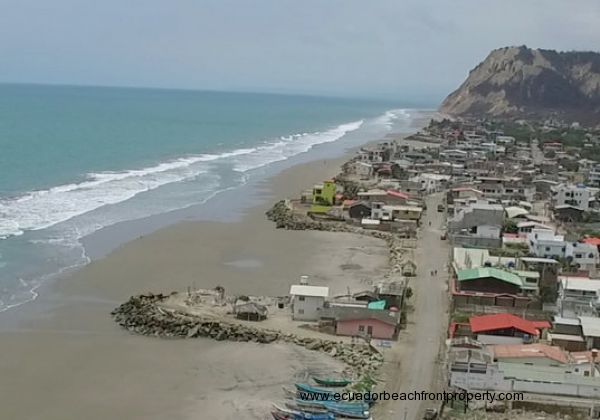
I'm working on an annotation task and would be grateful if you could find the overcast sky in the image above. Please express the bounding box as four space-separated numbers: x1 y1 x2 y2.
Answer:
1 0 599 103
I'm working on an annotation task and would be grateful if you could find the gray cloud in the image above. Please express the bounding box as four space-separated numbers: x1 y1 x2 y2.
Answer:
0 0 599 103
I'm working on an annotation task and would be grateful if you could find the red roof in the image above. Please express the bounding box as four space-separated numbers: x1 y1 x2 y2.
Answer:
386 190 409 200
532 320 552 330
582 237 600 246
469 313 540 336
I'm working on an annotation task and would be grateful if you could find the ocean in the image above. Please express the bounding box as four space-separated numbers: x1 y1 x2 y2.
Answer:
0 84 430 312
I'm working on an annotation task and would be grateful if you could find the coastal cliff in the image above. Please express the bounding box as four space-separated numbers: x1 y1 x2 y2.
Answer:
440 46 600 122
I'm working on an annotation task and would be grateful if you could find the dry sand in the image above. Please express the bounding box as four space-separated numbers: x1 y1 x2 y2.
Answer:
0 156 388 420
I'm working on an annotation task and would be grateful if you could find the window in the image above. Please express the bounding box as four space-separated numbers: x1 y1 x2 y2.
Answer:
358 325 365 332
298 296 305 301
545 247 551 252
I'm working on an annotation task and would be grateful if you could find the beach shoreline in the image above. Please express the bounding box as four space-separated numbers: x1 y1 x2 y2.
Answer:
0 114 431 419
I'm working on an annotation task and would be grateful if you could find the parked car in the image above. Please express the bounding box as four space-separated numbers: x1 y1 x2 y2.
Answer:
437 204 445 212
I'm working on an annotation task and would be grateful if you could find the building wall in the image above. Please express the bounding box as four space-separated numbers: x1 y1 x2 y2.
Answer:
459 278 521 295
336 319 396 340
451 235 503 249
554 186 592 210
292 296 325 321
476 225 501 239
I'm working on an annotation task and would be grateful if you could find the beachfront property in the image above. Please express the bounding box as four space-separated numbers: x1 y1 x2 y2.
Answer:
289 284 329 321
370 203 423 224
310 180 337 213
356 189 409 205
320 306 400 340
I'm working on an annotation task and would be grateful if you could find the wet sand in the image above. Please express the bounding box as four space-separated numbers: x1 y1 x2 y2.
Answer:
0 156 389 420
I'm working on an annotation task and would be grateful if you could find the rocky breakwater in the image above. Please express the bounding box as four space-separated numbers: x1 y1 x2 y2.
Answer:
266 200 410 279
111 293 384 379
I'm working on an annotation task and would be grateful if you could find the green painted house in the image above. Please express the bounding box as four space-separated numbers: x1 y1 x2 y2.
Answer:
311 180 337 213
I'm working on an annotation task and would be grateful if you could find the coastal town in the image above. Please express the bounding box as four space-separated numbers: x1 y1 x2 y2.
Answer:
112 115 600 420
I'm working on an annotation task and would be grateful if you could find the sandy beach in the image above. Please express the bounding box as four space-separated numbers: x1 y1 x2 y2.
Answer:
0 153 391 420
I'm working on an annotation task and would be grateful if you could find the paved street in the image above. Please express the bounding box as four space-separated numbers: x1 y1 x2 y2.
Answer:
377 192 450 420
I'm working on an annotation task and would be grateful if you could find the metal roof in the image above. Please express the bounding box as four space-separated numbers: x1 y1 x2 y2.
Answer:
469 313 540 336
498 362 600 386
457 267 523 287
289 285 329 298
579 316 600 338
520 257 559 264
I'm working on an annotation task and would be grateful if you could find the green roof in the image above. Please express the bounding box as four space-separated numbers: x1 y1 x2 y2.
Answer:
456 267 523 287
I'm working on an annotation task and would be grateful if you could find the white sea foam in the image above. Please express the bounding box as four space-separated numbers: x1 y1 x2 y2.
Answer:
0 119 364 239
231 119 363 172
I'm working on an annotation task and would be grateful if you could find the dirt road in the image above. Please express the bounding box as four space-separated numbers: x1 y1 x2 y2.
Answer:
376 192 450 420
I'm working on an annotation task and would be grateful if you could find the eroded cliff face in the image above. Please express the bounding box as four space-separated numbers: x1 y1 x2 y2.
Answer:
440 46 600 121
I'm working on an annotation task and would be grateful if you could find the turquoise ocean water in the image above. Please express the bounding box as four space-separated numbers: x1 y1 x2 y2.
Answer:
0 84 428 312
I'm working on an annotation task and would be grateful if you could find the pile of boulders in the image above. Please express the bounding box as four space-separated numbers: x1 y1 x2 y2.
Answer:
112 294 384 378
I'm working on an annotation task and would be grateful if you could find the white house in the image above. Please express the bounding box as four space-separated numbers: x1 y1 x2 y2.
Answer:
565 241 600 272
558 277 600 318
528 229 566 259
289 285 329 321
552 184 593 210
588 163 600 186
409 173 451 194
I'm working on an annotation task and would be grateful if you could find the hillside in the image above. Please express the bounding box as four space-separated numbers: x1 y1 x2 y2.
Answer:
440 46 600 122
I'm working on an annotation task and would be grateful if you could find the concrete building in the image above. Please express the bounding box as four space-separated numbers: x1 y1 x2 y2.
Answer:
289 285 329 321
588 163 600 186
528 229 566 259
566 241 600 273
552 184 594 210
558 277 600 318
448 203 504 248
449 348 600 399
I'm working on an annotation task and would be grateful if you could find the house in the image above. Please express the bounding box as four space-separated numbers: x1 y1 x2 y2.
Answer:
476 176 535 201
528 229 566 259
558 277 600 317
357 189 409 205
448 203 504 248
289 285 329 321
517 221 553 235
447 187 484 205
580 316 600 349
371 203 423 223
449 348 600 399
409 173 451 193
376 280 407 309
323 307 400 340
489 344 569 366
347 202 372 220
311 180 337 213
346 161 373 178
456 267 524 295
588 163 600 186
469 313 543 344
552 184 594 210
553 205 584 222
566 241 600 273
